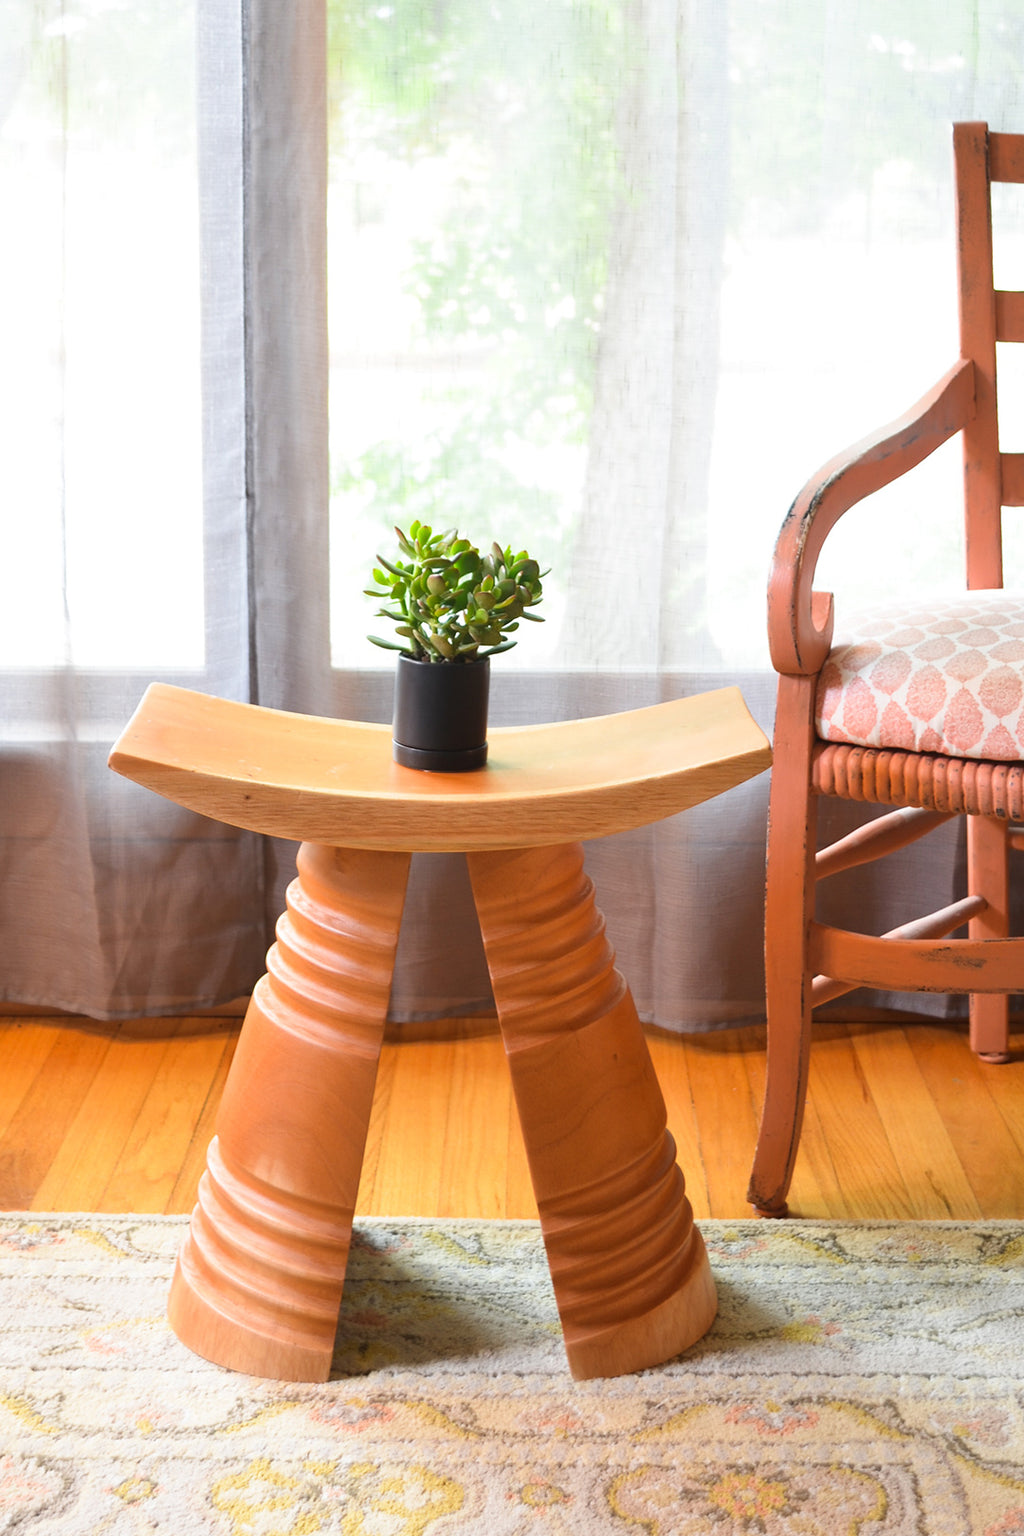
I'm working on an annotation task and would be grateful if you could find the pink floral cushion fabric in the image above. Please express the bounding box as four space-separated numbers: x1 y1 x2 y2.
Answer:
815 592 1024 761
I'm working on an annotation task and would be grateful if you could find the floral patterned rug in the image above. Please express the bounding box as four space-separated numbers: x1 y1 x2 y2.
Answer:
2 1215 1024 1534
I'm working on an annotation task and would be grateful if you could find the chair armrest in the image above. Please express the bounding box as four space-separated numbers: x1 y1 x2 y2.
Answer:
768 357 977 677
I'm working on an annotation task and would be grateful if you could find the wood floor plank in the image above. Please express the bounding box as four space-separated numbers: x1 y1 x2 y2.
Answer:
850 1024 982 1220
681 1029 761 1219
967 1027 1024 1165
365 1038 454 1216
801 1024 916 1220
99 1026 231 1213
437 1033 511 1219
786 1087 850 1221
30 1028 174 1213
742 1025 846 1220
647 1030 710 1221
6 1013 1024 1224
903 1024 1024 1219
0 1022 65 1143
165 1030 239 1215
0 1025 111 1208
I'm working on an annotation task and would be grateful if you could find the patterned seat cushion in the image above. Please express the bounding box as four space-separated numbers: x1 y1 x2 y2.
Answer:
815 591 1024 761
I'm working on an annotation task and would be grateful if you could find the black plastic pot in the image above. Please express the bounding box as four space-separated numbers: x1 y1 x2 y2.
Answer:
392 652 490 771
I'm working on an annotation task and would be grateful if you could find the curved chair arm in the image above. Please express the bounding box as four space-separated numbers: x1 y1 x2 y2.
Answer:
768 357 977 677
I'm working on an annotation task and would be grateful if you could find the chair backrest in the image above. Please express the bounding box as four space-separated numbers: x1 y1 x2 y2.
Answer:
955 122 1024 590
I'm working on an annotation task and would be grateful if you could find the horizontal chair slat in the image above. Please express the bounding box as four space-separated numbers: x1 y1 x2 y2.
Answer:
810 921 1024 994
815 807 953 881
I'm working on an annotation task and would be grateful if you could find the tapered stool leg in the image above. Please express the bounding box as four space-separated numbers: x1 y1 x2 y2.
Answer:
168 843 411 1381
467 842 717 1380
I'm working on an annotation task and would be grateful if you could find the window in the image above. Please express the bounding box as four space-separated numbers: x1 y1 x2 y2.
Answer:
1 2 204 673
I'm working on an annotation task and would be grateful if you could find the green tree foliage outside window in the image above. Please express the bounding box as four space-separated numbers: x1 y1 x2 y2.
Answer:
326 0 626 570
326 0 1024 668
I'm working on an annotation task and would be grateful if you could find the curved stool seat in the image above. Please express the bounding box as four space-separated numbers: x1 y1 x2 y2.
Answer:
110 683 770 1383
110 682 771 850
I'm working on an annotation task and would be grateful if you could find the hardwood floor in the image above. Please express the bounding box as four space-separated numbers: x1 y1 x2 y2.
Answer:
1 1012 1023 1221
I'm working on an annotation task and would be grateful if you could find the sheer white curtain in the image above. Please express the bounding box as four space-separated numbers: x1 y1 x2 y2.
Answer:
0 0 263 1015
2 0 1021 1024
321 0 1024 1025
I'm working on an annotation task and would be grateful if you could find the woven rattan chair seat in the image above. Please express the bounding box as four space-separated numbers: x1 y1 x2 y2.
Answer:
811 739 1024 820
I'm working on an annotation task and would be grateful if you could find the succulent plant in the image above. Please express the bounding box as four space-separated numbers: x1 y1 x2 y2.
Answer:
366 521 545 662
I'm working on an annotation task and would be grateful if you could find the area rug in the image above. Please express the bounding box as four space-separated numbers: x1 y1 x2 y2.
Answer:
2 1217 1024 1535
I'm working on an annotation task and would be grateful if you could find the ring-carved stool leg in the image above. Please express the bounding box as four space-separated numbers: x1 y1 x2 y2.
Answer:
168 843 411 1381
467 842 717 1379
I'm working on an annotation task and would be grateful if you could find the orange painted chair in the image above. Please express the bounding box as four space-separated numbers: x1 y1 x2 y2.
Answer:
749 122 1024 1217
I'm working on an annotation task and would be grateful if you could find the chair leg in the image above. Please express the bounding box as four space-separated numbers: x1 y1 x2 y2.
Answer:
468 842 717 1380
167 843 412 1380
748 676 819 1217
967 813 1012 1063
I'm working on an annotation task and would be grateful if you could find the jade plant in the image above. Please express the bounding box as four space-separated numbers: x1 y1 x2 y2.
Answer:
366 521 545 662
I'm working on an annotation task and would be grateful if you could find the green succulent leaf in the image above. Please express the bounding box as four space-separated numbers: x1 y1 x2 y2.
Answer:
367 523 545 662
428 631 455 659
368 633 416 653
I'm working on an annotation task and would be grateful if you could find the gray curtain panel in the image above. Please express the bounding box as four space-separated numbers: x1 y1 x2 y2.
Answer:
0 0 1018 1027
0 0 264 1016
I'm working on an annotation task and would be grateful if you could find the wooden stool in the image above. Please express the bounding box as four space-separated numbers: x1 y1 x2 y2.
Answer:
109 683 770 1382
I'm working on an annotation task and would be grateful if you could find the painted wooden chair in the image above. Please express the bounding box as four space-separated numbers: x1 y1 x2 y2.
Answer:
749 122 1024 1217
